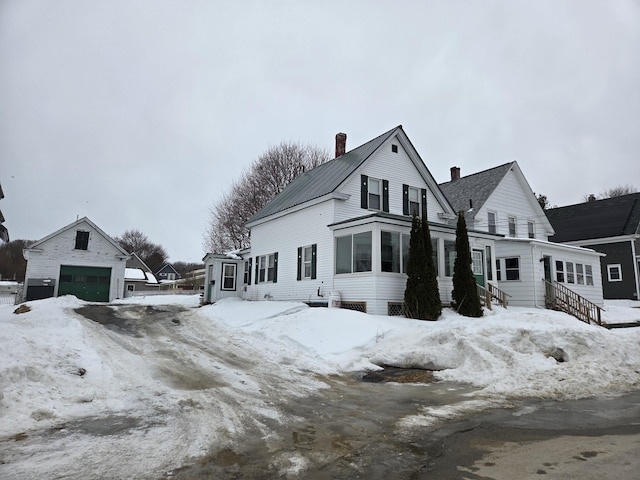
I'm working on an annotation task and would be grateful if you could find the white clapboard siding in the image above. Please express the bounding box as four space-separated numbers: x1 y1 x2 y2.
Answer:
334 135 448 224
476 169 553 240
496 239 604 308
247 201 335 302
24 219 127 301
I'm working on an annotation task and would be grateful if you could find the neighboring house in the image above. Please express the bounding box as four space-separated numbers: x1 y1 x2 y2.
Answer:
156 263 180 282
22 217 129 302
206 126 499 315
545 193 640 300
439 163 604 309
124 252 159 295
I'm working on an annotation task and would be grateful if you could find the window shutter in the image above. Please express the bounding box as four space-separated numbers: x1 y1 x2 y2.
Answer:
297 247 302 281
402 184 409 215
360 175 368 209
421 188 427 215
273 252 278 283
382 180 389 212
255 258 259 284
311 244 317 279
248 258 252 285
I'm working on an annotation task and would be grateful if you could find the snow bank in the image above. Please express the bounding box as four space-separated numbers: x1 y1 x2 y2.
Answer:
1 295 640 479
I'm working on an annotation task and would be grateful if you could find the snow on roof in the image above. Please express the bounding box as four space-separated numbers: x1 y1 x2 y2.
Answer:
125 268 146 280
144 272 158 284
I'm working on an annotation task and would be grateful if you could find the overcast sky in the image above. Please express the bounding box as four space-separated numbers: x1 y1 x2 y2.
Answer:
1 0 638 263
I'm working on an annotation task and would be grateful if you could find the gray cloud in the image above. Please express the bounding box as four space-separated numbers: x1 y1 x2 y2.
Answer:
1 0 638 261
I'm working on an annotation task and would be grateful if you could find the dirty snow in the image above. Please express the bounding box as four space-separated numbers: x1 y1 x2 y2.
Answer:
1 295 639 479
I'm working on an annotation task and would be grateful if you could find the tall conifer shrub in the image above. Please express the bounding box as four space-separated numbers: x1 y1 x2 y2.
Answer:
452 211 483 317
404 214 441 320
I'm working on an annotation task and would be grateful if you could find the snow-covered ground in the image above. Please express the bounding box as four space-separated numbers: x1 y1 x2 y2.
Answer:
1 295 639 479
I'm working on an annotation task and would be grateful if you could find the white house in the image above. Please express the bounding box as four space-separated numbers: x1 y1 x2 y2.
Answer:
205 126 500 315
439 163 604 310
203 127 605 321
23 217 130 302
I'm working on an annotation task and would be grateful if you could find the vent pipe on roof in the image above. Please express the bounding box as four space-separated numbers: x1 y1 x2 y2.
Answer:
335 132 347 158
450 166 461 181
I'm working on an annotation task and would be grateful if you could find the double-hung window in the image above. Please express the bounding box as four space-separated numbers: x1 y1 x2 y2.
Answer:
528 221 535 239
221 263 237 291
556 260 565 282
508 216 517 237
256 253 278 283
585 265 594 285
488 212 497 234
297 244 317 280
403 185 427 217
368 178 381 210
576 264 584 285
566 262 575 283
607 264 622 282
504 257 520 281
361 175 389 212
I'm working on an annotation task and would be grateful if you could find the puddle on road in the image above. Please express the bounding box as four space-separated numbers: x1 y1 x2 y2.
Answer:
168 376 482 479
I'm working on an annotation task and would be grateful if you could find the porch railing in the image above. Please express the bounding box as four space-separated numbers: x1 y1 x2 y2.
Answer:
477 283 509 310
544 280 602 326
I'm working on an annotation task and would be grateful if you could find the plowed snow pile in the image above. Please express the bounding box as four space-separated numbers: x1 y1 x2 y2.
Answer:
1 295 639 479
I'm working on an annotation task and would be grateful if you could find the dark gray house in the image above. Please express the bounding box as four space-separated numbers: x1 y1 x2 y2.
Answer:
546 193 640 300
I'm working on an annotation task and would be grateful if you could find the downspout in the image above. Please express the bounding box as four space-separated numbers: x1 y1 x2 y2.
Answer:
531 242 538 308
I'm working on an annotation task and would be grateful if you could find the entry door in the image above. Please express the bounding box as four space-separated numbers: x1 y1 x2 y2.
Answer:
542 256 552 283
472 249 485 287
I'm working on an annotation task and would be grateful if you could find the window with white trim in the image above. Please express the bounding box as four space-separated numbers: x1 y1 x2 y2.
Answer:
556 260 565 282
368 178 381 210
257 253 277 283
488 212 497 234
221 263 237 290
527 221 535 239
508 216 517 237
566 262 575 283
297 244 317 280
585 265 594 285
607 264 622 282
444 240 456 277
497 257 520 281
576 263 584 285
505 257 520 281
408 187 420 216
336 232 372 274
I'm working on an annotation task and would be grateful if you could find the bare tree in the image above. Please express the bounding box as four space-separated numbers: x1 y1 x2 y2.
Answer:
583 184 638 202
204 141 330 253
114 230 168 272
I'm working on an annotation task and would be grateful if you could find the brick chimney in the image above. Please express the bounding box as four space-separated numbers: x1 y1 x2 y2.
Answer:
335 132 347 158
450 166 461 181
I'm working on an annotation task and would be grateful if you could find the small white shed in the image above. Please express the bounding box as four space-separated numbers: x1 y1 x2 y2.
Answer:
202 253 245 304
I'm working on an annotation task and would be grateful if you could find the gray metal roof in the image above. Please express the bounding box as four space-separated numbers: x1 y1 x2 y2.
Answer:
247 126 402 224
439 162 514 218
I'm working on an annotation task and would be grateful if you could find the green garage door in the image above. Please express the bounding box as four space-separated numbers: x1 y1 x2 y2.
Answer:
58 266 111 302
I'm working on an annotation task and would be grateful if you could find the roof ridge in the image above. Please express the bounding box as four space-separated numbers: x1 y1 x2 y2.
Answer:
439 161 514 186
